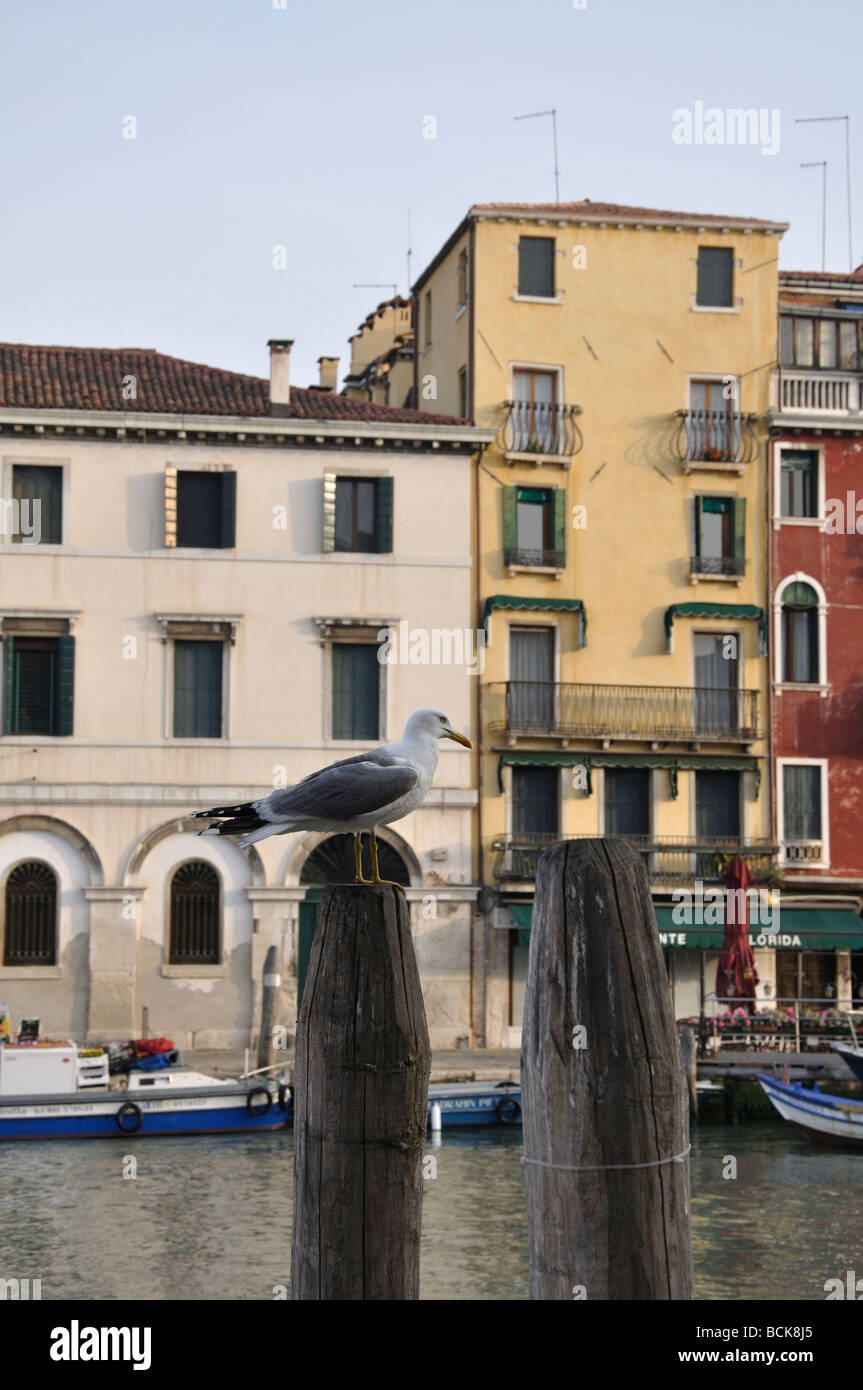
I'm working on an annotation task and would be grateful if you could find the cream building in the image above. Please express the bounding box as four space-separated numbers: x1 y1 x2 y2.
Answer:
0 339 493 1050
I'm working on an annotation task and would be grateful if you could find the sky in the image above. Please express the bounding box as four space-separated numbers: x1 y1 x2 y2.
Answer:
1 0 861 389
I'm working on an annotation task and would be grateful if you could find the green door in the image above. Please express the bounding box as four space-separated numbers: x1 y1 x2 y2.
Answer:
298 889 323 1006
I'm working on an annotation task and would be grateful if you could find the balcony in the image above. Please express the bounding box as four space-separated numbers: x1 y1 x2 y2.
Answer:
672 409 757 474
486 681 760 744
503 546 565 574
782 841 825 865
490 834 777 885
499 399 583 464
690 554 746 583
774 368 862 417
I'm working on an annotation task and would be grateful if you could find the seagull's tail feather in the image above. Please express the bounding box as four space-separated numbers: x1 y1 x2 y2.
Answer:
192 800 266 838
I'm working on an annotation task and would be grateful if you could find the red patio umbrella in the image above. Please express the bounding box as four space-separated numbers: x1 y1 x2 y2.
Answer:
716 854 759 1015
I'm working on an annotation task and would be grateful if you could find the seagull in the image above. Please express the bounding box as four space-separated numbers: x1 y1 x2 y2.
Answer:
189 708 472 885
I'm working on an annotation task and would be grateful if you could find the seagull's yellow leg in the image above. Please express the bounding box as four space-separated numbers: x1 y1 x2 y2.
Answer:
354 832 370 883
369 831 402 886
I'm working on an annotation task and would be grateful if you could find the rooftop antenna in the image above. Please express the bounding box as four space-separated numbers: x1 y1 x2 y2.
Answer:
407 210 413 296
796 115 852 270
514 108 559 203
352 283 399 301
800 161 828 272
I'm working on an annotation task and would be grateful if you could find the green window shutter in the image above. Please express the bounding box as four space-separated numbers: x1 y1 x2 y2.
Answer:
552 488 566 557
221 471 236 549
56 636 75 736
376 477 393 553
733 497 746 560
174 640 223 738
332 644 379 740
322 473 337 552
3 636 14 734
502 487 517 553
518 237 555 297
695 496 704 555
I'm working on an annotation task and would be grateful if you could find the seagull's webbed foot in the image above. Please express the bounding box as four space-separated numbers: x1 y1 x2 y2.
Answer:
369 832 402 887
353 832 370 884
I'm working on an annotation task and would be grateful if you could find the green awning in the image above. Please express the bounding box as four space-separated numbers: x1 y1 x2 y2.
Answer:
664 602 767 654
504 903 533 931
498 750 761 797
654 906 863 950
483 595 586 647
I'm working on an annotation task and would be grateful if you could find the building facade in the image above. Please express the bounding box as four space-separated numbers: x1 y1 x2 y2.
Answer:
766 267 863 1007
0 340 492 1050
414 199 789 1042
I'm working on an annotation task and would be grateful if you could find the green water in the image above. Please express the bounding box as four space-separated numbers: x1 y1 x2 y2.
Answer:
1 1123 860 1300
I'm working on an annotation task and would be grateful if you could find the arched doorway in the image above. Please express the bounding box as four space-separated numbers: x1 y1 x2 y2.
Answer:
297 834 411 1003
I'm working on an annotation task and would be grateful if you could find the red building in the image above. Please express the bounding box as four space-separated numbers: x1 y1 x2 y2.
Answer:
768 267 863 1007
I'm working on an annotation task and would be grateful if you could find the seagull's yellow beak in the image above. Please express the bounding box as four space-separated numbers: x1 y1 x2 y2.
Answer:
445 729 472 748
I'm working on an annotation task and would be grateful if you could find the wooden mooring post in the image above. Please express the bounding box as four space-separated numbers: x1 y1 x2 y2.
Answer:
256 944 279 1073
522 838 695 1300
291 884 430 1301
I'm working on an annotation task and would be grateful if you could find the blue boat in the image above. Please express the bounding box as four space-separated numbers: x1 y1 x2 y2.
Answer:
758 1072 863 1148
427 1081 522 1128
0 1046 291 1140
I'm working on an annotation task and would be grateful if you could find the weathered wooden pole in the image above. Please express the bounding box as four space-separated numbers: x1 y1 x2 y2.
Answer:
680 1024 698 1119
291 884 430 1301
522 838 695 1300
256 944 279 1073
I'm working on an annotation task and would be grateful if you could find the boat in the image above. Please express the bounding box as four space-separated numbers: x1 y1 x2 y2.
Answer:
830 1041 863 1085
0 1040 291 1140
427 1081 522 1127
758 1072 863 1148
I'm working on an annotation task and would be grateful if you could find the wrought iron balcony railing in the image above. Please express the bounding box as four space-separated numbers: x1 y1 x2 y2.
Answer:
486 681 760 742
503 547 566 570
777 369 863 415
499 399 583 459
672 409 757 468
490 834 777 884
690 554 746 578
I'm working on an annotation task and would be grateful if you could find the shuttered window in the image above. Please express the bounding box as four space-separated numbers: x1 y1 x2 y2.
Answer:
173 640 223 738
3 636 74 736
173 471 236 548
11 466 62 544
332 643 379 740
512 766 559 837
695 770 740 839
780 452 818 518
604 768 651 837
3 861 57 965
782 582 819 683
329 477 393 553
696 247 733 307
169 861 220 964
783 765 822 843
518 237 555 297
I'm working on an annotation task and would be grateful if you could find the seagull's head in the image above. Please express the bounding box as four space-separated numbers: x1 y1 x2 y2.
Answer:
404 708 472 748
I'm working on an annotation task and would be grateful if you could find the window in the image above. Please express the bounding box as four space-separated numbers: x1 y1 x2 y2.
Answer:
695 770 740 840
3 635 74 736
688 380 736 461
457 249 468 307
508 627 555 730
167 470 236 549
779 315 860 370
424 292 432 348
777 950 834 1003
518 237 555 298
781 582 819 683
604 769 650 838
512 368 558 452
512 766 559 837
782 764 822 845
3 861 57 965
332 643 379 740
169 861 220 964
696 247 733 307
503 486 565 568
693 633 739 734
173 640 223 738
780 451 818 518
693 496 745 576
11 465 62 544
326 476 393 554
458 366 468 419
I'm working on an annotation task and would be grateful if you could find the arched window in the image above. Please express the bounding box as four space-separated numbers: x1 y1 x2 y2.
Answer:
782 581 819 683
3 861 57 965
300 834 410 887
169 861 220 964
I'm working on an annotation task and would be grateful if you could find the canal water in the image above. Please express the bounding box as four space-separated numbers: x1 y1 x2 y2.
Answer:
2 1123 861 1300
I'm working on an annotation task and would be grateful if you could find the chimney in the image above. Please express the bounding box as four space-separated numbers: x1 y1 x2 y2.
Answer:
268 338 293 416
317 356 339 392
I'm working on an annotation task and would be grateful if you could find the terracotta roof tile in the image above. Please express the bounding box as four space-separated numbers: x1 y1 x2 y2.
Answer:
0 343 463 426
472 199 785 228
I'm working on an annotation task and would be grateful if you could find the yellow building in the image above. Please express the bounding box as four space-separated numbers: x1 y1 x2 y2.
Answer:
413 199 788 1045
343 295 416 408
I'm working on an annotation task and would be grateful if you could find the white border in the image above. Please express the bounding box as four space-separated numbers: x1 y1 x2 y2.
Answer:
776 757 830 869
772 441 826 530
773 572 828 690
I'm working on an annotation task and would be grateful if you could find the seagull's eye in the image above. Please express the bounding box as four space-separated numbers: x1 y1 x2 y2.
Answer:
439 716 446 723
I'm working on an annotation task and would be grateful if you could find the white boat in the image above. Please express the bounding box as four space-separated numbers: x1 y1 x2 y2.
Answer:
758 1072 863 1148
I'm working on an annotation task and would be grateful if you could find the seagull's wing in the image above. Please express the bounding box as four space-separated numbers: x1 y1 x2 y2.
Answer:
257 750 419 825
